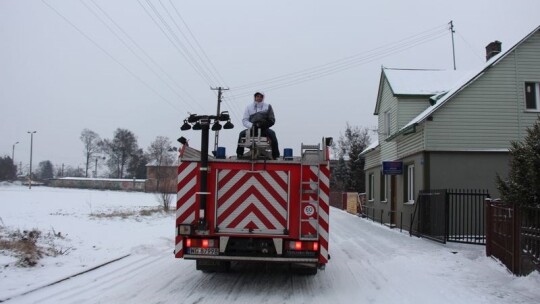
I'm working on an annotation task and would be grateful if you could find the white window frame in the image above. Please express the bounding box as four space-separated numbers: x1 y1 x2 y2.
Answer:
384 111 391 136
381 174 388 202
525 82 540 111
368 173 375 201
407 165 415 203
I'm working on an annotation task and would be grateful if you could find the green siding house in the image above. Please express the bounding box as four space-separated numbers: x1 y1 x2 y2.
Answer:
362 25 540 231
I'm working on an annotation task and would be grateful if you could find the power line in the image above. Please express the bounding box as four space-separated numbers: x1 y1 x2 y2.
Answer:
231 24 448 92
168 0 228 86
158 0 221 86
155 0 241 118
137 0 216 87
81 0 204 112
456 31 485 63
159 0 242 117
41 0 183 113
228 27 449 99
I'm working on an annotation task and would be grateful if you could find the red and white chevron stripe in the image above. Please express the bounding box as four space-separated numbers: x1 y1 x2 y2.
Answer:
318 165 330 264
175 161 199 258
216 169 289 234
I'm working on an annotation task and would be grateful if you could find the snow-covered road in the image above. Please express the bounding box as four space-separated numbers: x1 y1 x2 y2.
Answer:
1 186 538 304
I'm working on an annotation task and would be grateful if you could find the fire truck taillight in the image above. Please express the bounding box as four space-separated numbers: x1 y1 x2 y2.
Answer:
288 241 319 251
184 238 219 256
185 238 218 248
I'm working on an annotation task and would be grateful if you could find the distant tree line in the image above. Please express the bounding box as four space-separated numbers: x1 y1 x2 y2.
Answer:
0 129 177 182
79 128 176 179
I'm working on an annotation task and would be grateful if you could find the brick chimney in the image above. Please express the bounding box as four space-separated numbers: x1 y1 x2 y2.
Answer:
485 40 502 61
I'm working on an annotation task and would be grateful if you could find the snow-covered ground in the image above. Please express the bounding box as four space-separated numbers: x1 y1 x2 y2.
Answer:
0 184 538 304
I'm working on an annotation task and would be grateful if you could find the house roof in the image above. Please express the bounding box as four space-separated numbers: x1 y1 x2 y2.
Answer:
360 139 379 156
396 25 540 135
384 68 469 96
374 68 469 115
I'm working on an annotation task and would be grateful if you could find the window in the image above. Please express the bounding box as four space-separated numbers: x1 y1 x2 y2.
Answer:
406 165 415 203
384 111 391 136
380 174 388 202
368 173 375 201
525 82 540 110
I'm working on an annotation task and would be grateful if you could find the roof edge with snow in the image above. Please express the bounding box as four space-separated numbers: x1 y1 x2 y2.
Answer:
395 25 540 136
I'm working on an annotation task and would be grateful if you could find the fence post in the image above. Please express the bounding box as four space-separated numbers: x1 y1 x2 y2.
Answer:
513 204 521 275
445 191 450 243
400 212 403 233
484 198 492 257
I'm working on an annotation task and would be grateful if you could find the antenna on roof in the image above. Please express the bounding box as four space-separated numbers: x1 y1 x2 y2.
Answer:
449 21 456 70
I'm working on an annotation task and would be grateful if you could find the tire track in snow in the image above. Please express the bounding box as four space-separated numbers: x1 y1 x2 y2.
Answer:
4 208 539 304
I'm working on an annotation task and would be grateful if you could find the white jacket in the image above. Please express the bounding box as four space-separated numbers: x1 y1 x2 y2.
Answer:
242 102 276 129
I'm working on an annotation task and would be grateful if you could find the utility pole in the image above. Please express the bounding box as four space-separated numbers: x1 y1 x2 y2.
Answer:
211 87 229 152
449 20 456 70
27 131 37 189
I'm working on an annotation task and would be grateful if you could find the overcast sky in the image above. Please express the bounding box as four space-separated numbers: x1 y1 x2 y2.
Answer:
1 0 539 172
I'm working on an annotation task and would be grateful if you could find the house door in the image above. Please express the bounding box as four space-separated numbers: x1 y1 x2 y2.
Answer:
391 175 397 226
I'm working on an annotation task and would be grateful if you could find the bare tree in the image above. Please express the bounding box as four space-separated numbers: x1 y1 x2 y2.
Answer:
102 128 138 178
147 136 175 192
80 129 102 177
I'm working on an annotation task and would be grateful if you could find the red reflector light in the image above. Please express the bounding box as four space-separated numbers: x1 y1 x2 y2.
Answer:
289 241 319 251
185 238 217 248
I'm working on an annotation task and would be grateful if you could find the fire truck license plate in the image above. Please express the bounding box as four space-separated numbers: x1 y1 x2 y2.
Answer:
187 248 219 255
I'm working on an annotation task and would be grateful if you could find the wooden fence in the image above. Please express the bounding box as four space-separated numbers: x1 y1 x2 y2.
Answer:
485 199 540 276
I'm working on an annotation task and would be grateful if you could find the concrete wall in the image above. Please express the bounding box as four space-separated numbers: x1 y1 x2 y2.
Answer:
50 178 146 192
146 166 177 193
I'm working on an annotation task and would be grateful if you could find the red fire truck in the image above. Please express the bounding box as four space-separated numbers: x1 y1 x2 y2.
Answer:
174 114 331 274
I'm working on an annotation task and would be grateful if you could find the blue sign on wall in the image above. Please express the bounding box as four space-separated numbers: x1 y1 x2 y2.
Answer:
383 161 403 175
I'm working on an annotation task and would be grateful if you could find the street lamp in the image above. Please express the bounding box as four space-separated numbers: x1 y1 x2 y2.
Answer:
27 131 36 189
12 141 19 162
180 111 233 230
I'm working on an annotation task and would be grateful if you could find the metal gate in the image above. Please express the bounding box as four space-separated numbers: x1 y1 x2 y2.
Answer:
413 190 447 243
412 189 489 244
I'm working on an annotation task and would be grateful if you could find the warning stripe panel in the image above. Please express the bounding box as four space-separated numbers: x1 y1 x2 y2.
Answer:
318 165 330 264
175 161 199 258
216 169 289 234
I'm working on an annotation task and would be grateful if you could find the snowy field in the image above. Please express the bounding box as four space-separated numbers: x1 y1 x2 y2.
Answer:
0 184 538 304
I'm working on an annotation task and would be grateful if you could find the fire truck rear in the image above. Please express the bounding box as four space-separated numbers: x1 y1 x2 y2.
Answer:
174 125 331 274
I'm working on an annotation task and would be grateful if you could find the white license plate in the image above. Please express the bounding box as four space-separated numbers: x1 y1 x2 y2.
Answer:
187 247 219 255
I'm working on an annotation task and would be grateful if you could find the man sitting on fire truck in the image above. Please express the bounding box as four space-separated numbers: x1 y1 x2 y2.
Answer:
236 92 280 159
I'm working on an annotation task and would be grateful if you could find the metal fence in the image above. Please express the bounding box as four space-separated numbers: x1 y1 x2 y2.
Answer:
412 189 490 245
362 206 409 233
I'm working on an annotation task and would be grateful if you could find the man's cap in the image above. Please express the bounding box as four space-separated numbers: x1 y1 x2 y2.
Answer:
254 92 264 98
